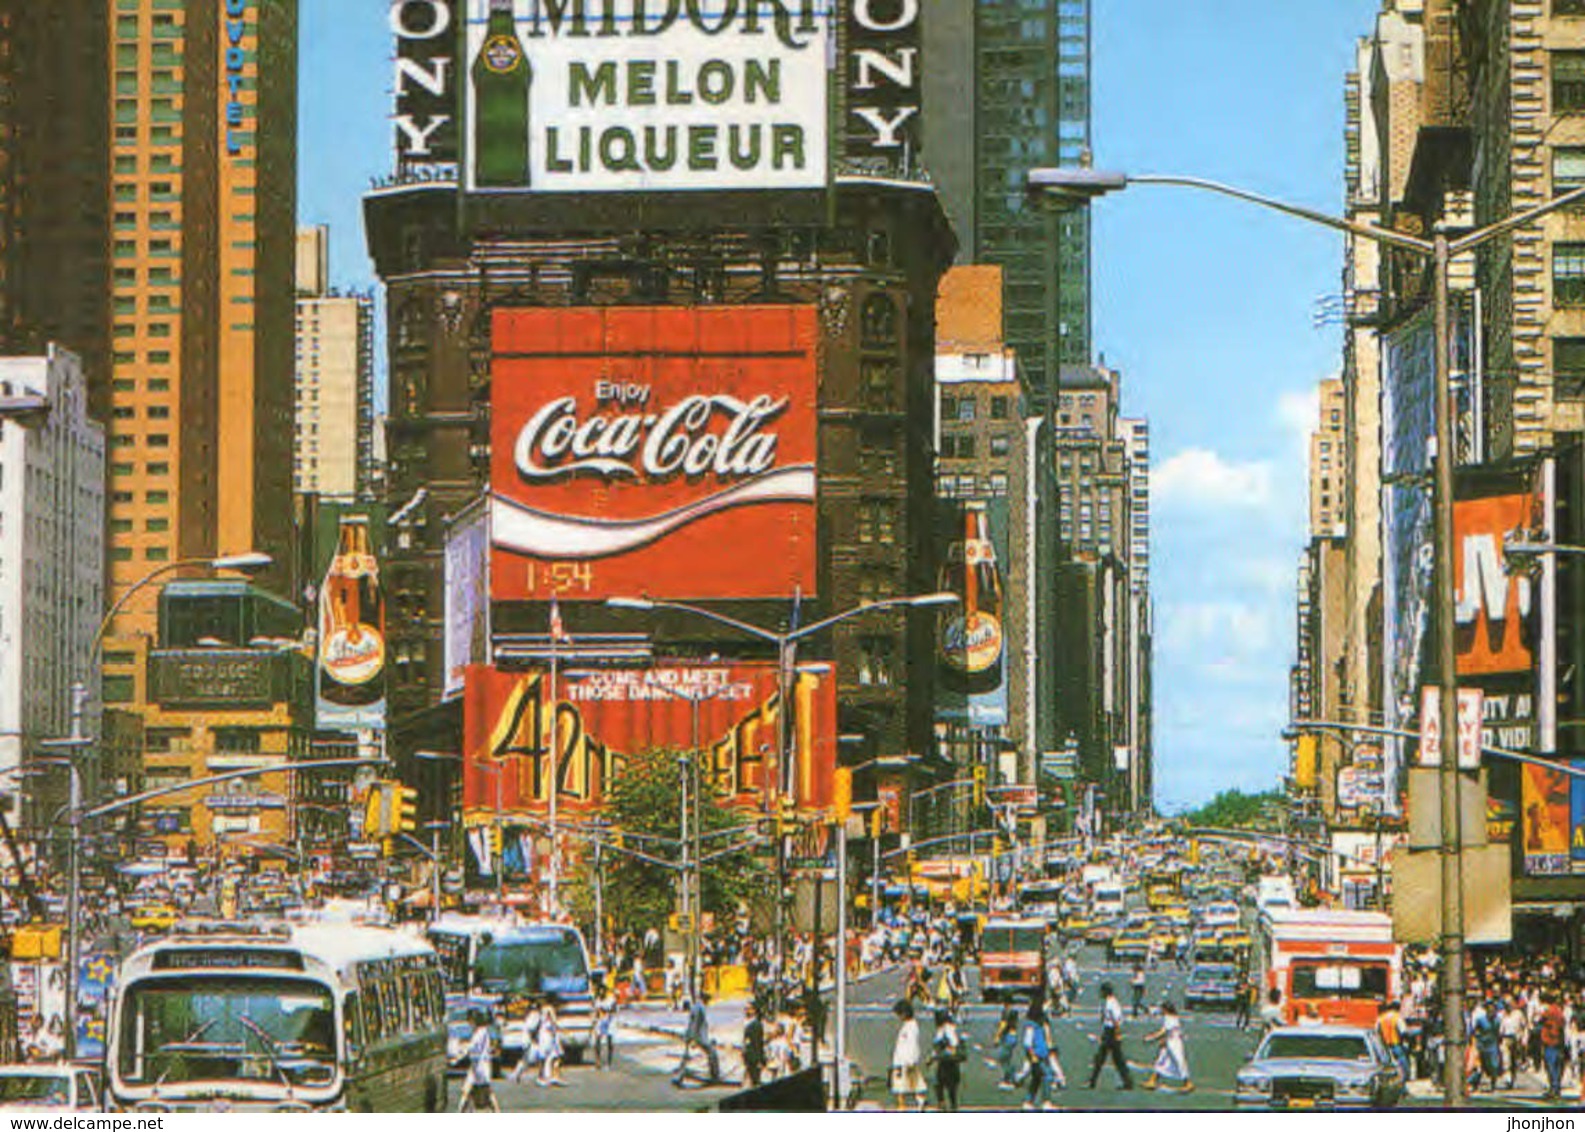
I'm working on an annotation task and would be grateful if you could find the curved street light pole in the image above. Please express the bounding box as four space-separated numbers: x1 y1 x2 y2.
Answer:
1030 167 1585 1106
606 593 957 1018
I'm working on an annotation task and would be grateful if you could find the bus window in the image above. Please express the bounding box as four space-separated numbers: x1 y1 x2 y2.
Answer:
344 992 364 1060
361 988 385 1044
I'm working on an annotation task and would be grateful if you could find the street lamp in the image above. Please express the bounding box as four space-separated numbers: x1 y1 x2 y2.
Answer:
415 748 506 903
606 592 957 1013
1032 165 1585 1106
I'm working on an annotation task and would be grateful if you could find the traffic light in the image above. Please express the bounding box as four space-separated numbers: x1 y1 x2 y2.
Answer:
775 795 796 837
394 786 419 834
362 782 393 838
832 767 852 823
1294 734 1319 791
488 824 503 861
870 806 885 840
972 765 987 809
992 835 1005 858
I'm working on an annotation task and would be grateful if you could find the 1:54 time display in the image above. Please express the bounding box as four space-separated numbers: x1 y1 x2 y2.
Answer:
523 561 595 595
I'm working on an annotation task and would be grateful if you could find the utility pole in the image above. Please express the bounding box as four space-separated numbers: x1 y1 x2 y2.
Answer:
63 683 86 1063
833 817 849 1110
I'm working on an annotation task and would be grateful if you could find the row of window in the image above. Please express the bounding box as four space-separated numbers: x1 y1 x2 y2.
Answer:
939 395 1012 422
938 473 1010 498
940 433 1013 459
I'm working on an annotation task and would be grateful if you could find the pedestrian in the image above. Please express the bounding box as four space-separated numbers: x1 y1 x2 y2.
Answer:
592 980 617 1070
1130 962 1147 1017
1470 998 1503 1091
1500 997 1527 1088
1233 970 1254 1030
931 1008 965 1111
1142 1001 1193 1093
536 1000 566 1087
1377 1000 1409 1082
987 1004 1022 1088
1539 992 1568 1101
1259 987 1285 1033
630 952 647 1002
890 999 927 1111
458 1010 500 1113
673 991 721 1086
508 998 543 1083
1021 1002 1058 1110
1086 982 1134 1090
742 1000 767 1089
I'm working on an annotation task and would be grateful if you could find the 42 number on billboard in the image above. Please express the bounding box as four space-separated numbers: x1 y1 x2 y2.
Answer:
523 561 595 596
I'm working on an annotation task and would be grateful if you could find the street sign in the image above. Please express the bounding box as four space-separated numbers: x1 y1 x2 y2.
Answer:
348 841 381 860
1419 686 1484 770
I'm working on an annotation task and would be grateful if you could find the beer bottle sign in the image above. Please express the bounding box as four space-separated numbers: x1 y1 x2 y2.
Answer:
318 516 387 729
471 0 531 189
938 502 1006 698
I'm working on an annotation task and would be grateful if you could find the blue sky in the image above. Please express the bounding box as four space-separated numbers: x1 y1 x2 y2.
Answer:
299 0 1381 811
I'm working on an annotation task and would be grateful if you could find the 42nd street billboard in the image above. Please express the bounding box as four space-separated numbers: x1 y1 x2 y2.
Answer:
463 0 832 192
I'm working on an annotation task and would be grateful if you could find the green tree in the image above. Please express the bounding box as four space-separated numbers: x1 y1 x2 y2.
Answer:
593 746 769 938
1182 788 1285 830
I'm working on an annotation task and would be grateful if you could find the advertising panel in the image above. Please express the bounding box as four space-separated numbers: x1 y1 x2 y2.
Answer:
489 305 818 601
444 500 492 699
1522 761 1570 876
462 0 830 193
1454 487 1539 677
462 662 836 815
845 0 922 178
316 515 387 732
1573 760 1585 868
934 498 1008 727
392 0 461 172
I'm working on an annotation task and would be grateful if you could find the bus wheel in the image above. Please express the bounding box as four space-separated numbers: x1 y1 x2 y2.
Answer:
564 1044 585 1067
426 1076 443 1113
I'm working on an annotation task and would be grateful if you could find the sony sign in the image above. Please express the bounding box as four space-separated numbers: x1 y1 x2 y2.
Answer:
392 0 460 169
846 0 921 174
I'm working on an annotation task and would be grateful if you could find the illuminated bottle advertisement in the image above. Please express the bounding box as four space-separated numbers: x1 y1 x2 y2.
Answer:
938 501 1005 697
318 515 386 728
472 0 531 188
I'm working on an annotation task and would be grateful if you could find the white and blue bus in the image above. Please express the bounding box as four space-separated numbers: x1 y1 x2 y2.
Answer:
428 916 595 1063
106 921 447 1113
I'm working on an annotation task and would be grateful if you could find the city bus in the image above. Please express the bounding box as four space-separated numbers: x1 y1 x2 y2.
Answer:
106 920 447 1112
428 916 596 1063
1015 880 1067 924
1252 908 1399 1027
979 917 1047 1002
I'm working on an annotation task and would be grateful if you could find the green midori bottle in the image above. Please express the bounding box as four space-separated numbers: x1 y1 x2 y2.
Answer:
472 0 530 188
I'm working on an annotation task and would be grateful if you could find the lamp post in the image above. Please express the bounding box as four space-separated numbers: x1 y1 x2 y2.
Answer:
607 593 958 1014
416 749 504 903
1033 166 1585 1107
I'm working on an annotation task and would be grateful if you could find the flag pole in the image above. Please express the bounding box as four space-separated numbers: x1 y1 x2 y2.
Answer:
549 598 561 916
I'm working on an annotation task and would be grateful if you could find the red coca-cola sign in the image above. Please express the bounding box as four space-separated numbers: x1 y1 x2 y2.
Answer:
489 306 819 601
461 663 838 815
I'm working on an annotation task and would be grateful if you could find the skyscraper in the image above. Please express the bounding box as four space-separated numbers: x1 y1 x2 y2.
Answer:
0 3 111 413
925 0 1093 401
294 226 374 501
102 0 298 644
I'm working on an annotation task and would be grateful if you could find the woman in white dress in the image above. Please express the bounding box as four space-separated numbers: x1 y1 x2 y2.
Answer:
889 999 927 1111
1143 1001 1192 1092
537 1002 567 1087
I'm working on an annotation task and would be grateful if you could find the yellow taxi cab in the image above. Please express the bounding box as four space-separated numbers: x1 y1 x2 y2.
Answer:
1060 914 1093 938
129 903 179 931
1215 928 1253 953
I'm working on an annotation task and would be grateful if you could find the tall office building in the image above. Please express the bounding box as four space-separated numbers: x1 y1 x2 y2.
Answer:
925 0 1093 401
294 226 373 500
0 3 111 412
0 347 105 820
103 0 298 643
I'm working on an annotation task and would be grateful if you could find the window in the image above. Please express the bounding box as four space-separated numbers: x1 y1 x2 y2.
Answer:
1558 0 1585 16
990 396 1010 420
1556 243 1585 305
1557 51 1585 112
956 398 976 422
989 473 1009 495
102 674 134 704
146 547 169 561
857 637 896 687
990 435 1011 458
860 294 898 346
857 501 896 545
1557 337 1585 396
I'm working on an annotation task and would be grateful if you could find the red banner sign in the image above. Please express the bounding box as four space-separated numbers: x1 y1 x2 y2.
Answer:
462 663 836 816
488 305 818 601
1454 490 1538 676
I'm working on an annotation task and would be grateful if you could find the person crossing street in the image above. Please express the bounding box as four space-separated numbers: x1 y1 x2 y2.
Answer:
1087 982 1134 1090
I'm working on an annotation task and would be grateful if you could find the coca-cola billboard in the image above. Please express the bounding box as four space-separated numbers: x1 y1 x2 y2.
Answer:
461 662 837 815
489 306 818 601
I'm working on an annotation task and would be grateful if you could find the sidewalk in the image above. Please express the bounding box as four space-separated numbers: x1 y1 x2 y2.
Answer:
1404 1065 1576 1105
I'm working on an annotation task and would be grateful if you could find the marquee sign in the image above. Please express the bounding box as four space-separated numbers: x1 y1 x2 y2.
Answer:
489 305 818 601
462 0 831 193
462 662 837 814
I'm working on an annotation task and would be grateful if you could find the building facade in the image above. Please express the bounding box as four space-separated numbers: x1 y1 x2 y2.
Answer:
294 226 374 500
102 0 298 648
0 347 105 824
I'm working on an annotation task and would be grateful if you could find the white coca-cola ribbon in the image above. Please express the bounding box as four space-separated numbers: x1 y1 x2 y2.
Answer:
490 463 816 560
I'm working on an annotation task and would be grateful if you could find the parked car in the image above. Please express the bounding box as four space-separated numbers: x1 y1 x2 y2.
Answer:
1184 962 1241 1011
1235 1026 1405 1109
0 1064 101 1112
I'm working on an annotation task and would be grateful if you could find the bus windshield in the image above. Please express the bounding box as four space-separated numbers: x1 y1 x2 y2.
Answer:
118 977 336 1089
473 930 589 997
981 926 1044 954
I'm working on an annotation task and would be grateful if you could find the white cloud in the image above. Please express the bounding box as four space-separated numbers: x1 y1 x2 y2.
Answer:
1160 600 1276 655
1276 386 1320 457
1152 448 1273 509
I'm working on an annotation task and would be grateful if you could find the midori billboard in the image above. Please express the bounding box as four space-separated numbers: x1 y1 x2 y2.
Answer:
489 305 818 601
463 0 831 193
